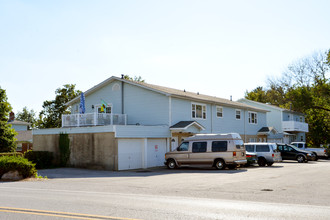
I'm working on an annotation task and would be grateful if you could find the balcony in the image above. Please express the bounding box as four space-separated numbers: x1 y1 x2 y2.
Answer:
282 121 309 133
62 113 127 127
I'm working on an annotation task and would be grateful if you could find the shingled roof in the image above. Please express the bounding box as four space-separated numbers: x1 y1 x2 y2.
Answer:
67 76 268 112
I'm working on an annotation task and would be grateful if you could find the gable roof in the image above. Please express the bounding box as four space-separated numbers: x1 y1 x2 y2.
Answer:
66 76 268 112
237 98 304 115
170 121 205 131
8 120 31 126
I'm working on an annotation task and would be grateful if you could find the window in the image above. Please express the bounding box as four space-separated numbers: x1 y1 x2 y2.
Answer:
192 142 207 153
248 112 257 124
256 145 270 152
300 136 304 141
249 138 256 142
216 106 223 118
300 116 303 122
245 145 254 152
192 103 206 119
212 141 227 152
178 142 189 151
235 110 241 120
98 106 111 113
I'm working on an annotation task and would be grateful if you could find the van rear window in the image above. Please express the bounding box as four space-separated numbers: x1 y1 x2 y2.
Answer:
212 141 227 152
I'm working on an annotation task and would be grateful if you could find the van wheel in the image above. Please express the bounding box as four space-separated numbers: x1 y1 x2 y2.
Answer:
167 159 177 169
297 155 305 163
258 158 266 167
214 159 226 170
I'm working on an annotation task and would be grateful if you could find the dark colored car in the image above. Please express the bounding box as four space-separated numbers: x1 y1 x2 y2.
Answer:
277 143 316 163
245 152 257 166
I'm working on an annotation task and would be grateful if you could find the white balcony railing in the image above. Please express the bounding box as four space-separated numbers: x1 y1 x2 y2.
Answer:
282 121 309 133
62 113 127 127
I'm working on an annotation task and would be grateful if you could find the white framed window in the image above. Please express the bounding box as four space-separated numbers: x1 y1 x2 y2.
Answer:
249 138 256 142
95 104 112 114
216 106 223 118
300 116 303 122
192 103 206 119
248 112 258 124
235 109 241 120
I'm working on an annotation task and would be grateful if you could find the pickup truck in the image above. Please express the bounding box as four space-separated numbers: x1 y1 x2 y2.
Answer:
291 142 328 160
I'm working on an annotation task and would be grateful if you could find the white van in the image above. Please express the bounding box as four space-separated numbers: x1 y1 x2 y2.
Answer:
165 133 247 170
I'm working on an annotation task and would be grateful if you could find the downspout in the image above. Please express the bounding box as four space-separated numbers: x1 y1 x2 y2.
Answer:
244 109 246 142
121 81 124 114
211 103 213 133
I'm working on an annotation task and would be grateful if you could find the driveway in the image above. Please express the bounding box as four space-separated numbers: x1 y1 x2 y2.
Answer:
1 160 330 219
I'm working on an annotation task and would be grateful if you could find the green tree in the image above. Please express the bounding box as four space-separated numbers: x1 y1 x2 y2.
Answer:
245 86 268 103
245 50 330 146
0 87 17 152
123 75 145 82
37 84 81 128
16 107 37 129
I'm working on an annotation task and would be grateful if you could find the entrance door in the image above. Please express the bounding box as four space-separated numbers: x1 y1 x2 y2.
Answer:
171 137 178 151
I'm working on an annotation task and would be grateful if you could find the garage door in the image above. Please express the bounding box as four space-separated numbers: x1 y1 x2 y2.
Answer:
147 139 167 167
118 139 143 170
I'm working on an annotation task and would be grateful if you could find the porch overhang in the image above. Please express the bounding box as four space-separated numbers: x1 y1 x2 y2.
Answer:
170 121 205 133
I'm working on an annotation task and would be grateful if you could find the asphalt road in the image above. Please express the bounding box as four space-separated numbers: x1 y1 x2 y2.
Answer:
1 160 330 219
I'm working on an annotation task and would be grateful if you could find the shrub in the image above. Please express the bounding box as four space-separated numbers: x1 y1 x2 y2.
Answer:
24 151 54 169
0 156 37 178
59 133 70 167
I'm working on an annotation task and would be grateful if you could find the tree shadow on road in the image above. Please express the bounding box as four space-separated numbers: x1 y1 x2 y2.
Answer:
35 166 248 179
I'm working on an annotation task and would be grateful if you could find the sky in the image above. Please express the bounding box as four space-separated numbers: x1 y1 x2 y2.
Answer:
1 0 330 114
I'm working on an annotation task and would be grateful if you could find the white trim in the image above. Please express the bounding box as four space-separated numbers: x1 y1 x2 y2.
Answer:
191 102 207 120
94 103 112 113
170 121 206 131
235 109 241 120
248 111 258 125
169 96 172 126
216 106 223 118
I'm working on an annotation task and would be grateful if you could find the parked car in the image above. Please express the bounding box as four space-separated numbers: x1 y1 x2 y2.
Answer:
291 142 328 160
277 143 315 163
165 133 247 170
244 143 282 167
245 152 258 166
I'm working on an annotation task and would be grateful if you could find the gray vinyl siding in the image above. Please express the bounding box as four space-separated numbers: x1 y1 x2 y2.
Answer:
123 83 169 126
11 124 28 131
171 98 267 134
282 112 303 122
75 81 123 114
211 106 267 135
238 99 283 132
171 97 212 132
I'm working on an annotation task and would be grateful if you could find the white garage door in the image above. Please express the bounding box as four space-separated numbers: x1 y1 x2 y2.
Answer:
118 139 143 170
147 139 167 167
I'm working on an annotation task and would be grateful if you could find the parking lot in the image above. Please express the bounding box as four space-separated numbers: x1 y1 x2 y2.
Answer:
36 159 330 207
1 159 330 219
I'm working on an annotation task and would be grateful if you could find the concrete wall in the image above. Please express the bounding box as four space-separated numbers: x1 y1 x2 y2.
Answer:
33 132 117 170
